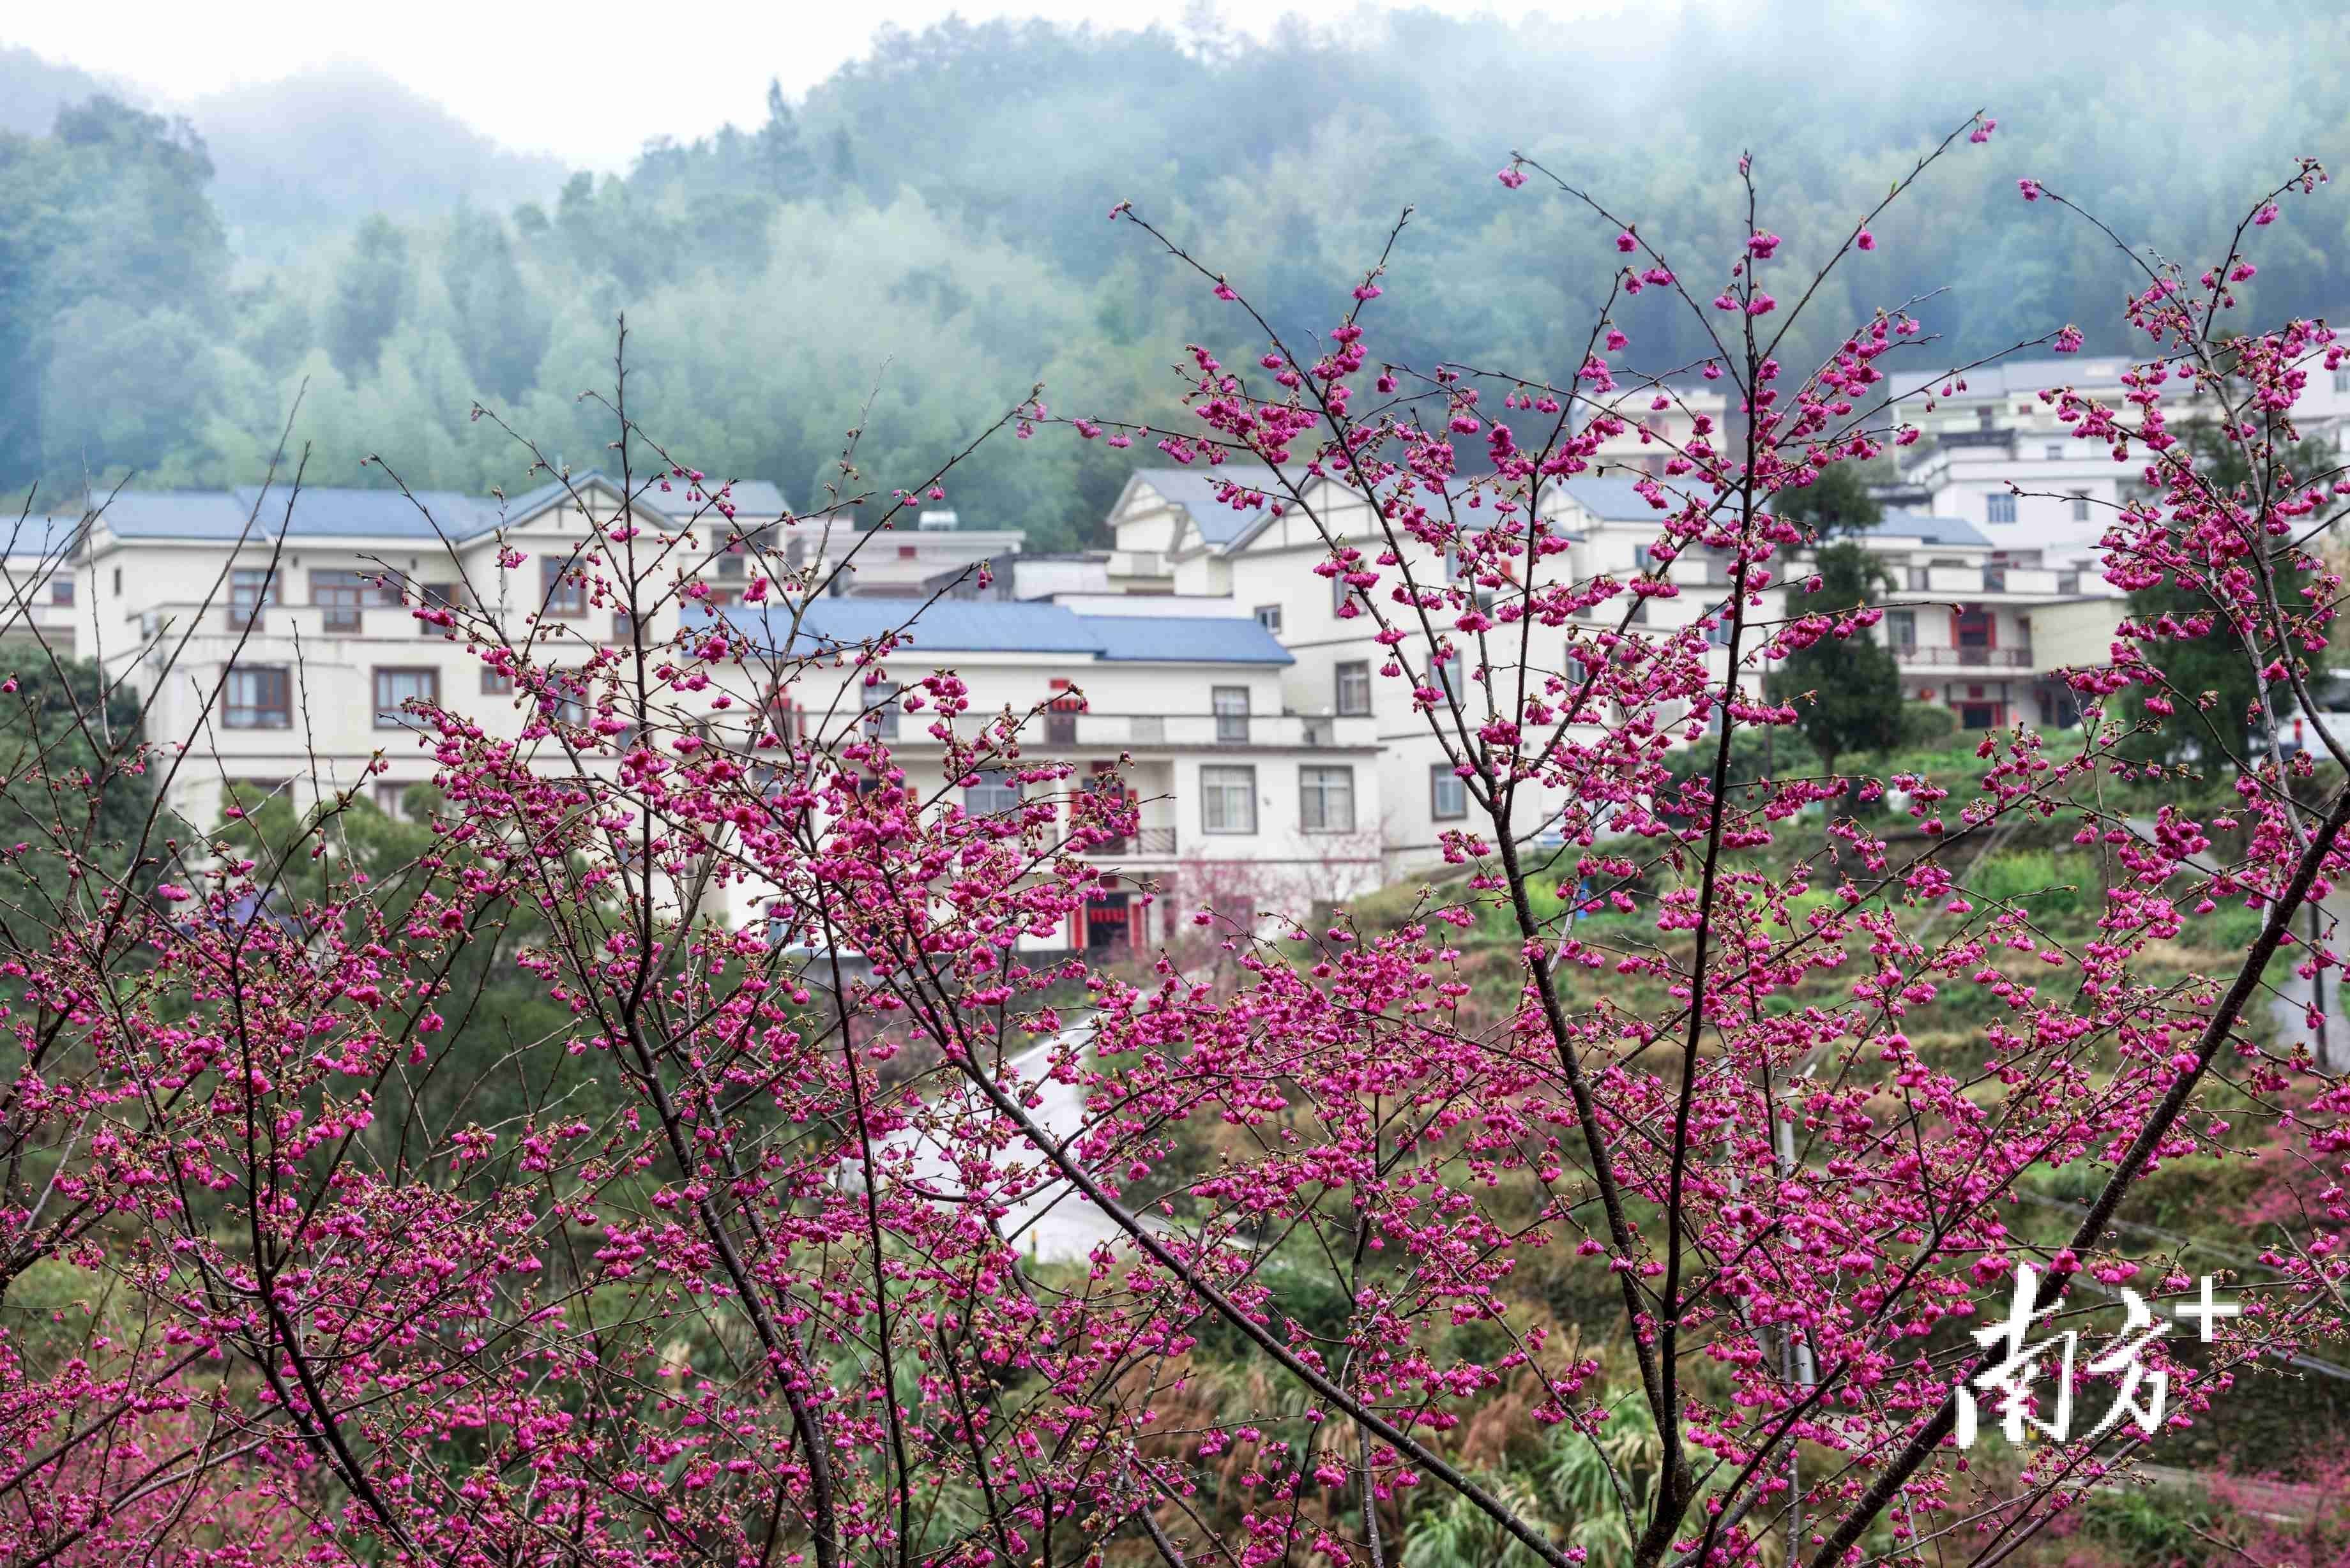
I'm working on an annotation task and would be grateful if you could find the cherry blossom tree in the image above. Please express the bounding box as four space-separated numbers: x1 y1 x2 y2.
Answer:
2 109 2347 1568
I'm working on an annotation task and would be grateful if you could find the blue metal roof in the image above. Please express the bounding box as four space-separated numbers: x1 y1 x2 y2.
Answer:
1077 614 1291 663
1556 476 1677 520
95 471 791 545
1869 511 1990 547
1130 465 1300 547
229 486 505 540
1 513 87 559
687 598 1291 664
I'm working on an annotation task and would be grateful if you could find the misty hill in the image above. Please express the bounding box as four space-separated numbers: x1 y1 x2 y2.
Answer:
0 45 126 137
5 1 2349 551
188 63 566 252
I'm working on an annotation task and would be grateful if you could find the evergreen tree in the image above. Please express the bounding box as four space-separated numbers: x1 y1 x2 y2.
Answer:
1769 540 1902 778
1772 461 1883 538
326 214 409 379
442 211 548 401
756 80 814 201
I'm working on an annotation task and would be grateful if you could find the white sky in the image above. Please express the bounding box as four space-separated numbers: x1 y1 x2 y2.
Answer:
8 0 1551 172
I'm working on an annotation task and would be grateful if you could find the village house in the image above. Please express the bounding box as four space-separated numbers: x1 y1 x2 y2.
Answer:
686 595 1386 947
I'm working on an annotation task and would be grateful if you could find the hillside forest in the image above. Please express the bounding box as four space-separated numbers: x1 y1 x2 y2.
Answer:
8 1 2350 549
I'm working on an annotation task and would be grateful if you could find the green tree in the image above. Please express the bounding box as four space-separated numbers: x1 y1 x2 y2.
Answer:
1771 461 1882 538
2123 419 2331 769
326 214 409 379
757 80 815 202
0 653 152 905
0 96 225 490
1768 539 1902 778
441 211 548 401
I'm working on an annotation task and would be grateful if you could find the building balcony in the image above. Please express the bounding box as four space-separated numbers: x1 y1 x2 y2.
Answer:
1900 566 2074 597
867 711 1377 750
1893 643 2035 670
131 600 465 649
1936 428 2019 453
0 600 80 647
1077 824 1179 858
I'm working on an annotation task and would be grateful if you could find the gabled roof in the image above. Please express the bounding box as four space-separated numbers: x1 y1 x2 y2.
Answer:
1556 476 1679 522
1 512 87 561
1867 511 1990 547
1079 614 1290 663
89 470 790 545
1122 465 1300 547
684 598 1292 665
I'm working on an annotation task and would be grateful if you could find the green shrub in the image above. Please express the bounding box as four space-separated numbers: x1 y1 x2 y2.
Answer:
1897 700 1959 748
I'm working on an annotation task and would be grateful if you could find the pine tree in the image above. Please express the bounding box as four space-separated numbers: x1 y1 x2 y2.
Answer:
756 80 814 202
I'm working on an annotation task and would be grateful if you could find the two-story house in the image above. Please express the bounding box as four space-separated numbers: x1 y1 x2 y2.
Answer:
686 595 1384 947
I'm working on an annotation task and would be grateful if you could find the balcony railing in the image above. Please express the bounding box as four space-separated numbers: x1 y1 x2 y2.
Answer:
1938 428 2017 452
1893 643 2035 669
1079 825 1178 857
1023 712 1377 750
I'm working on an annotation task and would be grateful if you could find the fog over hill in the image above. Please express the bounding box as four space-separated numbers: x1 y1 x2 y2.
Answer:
3 1 2347 549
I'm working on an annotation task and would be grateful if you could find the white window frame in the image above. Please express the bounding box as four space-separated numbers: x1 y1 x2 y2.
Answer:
1430 764 1467 821
1200 765 1258 834
1335 661 1371 716
1300 765 1355 834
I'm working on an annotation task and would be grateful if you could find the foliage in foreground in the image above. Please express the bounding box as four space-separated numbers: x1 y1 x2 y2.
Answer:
2 109 2349 1568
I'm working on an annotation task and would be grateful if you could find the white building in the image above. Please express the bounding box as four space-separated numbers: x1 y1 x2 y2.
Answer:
6 472 1372 949
690 595 1386 949
0 511 85 658
1883 352 2350 566
1098 462 2132 877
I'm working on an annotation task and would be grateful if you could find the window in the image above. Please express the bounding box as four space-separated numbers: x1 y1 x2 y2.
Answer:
539 671 589 727
481 667 515 696
1335 661 1371 716
963 767 1022 817
48 577 72 606
1886 609 1916 649
1633 543 1655 573
1213 686 1250 743
614 608 652 644
1254 603 1284 634
2069 490 2091 522
314 568 393 631
1985 494 2017 525
2336 368 2349 395
112 568 121 596
2044 442 2063 460
417 582 462 634
861 679 898 739
1331 570 1351 617
1200 765 1257 834
1435 651 1464 698
1976 406 1996 431
374 782 410 819
229 567 276 629
540 556 586 617
1300 765 1356 833
223 666 291 728
717 551 746 579
373 667 439 728
1430 764 1467 821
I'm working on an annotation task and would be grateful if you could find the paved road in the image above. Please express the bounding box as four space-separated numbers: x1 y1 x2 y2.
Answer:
876 1028 1127 1263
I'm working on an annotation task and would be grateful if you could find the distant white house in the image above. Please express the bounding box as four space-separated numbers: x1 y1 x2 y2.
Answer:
685 594 1386 944
0 510 86 658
